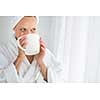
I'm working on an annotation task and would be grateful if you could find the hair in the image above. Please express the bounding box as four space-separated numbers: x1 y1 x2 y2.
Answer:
13 16 38 29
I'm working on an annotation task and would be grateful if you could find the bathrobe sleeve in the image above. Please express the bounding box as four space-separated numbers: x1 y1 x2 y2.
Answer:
44 49 64 83
0 52 19 83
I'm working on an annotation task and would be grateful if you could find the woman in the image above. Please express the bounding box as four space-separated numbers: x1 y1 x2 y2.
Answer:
0 16 64 83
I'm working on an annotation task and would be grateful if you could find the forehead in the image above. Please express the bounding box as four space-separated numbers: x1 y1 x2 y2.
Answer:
16 17 37 28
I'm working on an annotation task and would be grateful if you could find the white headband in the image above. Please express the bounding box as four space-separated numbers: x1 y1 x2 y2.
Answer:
11 16 39 28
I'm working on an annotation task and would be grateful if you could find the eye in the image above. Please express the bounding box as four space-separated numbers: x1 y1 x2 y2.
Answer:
31 28 36 32
20 28 27 32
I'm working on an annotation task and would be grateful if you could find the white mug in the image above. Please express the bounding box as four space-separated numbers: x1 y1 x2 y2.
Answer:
17 33 40 55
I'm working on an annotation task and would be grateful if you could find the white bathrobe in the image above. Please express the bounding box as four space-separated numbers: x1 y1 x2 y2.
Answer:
0 34 64 83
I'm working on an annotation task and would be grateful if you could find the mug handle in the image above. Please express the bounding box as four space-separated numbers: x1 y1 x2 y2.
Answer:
17 36 26 51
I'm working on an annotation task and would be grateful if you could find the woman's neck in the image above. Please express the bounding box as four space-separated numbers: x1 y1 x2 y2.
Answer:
26 55 34 64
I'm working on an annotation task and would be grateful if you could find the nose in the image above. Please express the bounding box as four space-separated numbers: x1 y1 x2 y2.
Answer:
26 30 32 34
24 29 36 35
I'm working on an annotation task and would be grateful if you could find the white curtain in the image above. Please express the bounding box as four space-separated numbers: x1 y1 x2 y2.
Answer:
41 16 100 82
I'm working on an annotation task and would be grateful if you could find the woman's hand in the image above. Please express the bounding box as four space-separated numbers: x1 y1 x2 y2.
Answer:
35 38 46 65
14 35 28 73
18 35 28 58
35 38 47 81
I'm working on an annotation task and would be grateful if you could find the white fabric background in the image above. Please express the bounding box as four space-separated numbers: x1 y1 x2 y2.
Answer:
0 16 100 82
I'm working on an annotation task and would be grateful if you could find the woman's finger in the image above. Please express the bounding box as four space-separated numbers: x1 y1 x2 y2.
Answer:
40 42 46 49
20 36 27 43
40 46 46 52
22 42 28 48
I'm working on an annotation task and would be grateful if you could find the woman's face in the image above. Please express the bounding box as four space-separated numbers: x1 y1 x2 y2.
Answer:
13 16 37 39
